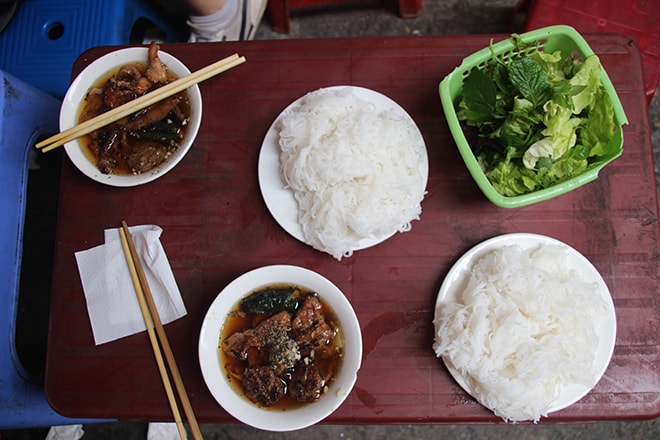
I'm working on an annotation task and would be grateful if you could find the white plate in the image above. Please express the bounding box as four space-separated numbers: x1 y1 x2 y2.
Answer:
59 47 202 187
257 85 428 251
198 265 362 432
435 233 616 415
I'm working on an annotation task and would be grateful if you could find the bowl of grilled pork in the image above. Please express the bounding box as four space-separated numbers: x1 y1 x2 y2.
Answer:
199 265 363 432
59 42 202 187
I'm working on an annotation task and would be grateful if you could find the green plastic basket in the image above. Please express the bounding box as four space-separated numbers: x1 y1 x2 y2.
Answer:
439 25 628 208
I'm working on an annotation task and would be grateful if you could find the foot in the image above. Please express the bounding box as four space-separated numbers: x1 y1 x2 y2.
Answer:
187 0 267 42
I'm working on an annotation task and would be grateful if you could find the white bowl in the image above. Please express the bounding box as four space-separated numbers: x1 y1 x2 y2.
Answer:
59 47 202 187
199 265 362 431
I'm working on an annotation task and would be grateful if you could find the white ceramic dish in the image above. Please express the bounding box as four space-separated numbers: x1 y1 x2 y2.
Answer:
59 47 202 187
198 265 362 432
257 85 428 251
435 233 616 416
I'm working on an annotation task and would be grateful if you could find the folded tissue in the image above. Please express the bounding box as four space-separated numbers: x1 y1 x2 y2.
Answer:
75 224 187 345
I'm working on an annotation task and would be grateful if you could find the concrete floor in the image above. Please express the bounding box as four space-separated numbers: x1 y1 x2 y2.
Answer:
1 0 658 438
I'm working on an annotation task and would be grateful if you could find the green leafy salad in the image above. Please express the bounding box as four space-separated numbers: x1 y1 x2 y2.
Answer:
457 35 617 197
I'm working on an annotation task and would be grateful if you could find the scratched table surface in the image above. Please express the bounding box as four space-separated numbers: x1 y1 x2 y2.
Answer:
45 34 659 424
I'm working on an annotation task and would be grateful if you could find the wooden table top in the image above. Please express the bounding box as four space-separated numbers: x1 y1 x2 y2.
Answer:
45 33 660 424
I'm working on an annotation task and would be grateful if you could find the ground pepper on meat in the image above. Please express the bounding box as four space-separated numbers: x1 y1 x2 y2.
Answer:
220 286 344 409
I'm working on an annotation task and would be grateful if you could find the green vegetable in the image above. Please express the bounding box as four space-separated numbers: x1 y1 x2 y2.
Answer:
240 287 299 314
461 68 498 123
458 36 617 197
508 56 552 107
134 118 184 147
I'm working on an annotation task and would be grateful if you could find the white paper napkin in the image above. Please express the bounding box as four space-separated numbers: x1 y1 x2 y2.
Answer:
46 425 84 440
75 225 187 345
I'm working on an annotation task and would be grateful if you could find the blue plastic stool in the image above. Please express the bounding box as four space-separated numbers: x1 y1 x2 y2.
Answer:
0 0 186 98
0 69 113 430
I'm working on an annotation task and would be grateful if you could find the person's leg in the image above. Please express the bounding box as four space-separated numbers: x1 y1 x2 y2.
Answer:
186 0 267 42
186 0 228 15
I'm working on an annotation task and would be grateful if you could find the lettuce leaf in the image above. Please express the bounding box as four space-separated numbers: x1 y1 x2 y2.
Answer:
569 55 602 114
579 86 616 157
532 50 566 83
522 100 582 168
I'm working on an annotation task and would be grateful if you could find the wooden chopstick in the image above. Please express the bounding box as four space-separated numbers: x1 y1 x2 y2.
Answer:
118 227 187 439
119 222 203 440
36 53 246 153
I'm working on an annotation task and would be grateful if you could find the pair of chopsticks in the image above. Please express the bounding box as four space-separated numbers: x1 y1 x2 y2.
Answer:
35 53 246 153
118 221 202 440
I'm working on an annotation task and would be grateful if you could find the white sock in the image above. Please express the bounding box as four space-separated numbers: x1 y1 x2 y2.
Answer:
45 425 85 440
147 422 182 440
189 0 239 29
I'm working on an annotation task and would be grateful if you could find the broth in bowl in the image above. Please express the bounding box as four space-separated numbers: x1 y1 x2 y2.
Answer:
78 42 191 176
198 265 362 432
220 285 345 409
60 45 202 187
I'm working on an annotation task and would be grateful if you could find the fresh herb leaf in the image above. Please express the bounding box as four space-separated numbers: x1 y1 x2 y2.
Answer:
240 287 299 314
508 56 551 107
460 68 497 124
551 80 586 110
492 62 512 95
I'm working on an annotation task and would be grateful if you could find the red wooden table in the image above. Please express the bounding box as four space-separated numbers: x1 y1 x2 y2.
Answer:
45 34 660 424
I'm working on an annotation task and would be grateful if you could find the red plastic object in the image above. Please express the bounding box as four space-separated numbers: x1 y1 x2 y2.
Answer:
522 0 659 104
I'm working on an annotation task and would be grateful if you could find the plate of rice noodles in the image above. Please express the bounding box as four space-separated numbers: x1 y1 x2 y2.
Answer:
258 86 428 260
432 233 616 423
